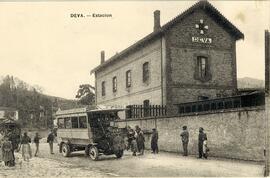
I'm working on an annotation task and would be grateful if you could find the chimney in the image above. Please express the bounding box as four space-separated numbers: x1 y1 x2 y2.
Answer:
153 10 161 32
100 50 105 64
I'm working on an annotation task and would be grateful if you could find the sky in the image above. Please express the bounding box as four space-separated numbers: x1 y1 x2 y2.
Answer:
0 1 269 99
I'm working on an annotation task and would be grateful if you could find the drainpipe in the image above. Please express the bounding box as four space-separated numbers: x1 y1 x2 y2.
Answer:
264 30 270 177
161 37 163 106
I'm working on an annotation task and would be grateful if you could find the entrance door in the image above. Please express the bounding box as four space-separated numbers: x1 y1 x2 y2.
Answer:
143 100 150 117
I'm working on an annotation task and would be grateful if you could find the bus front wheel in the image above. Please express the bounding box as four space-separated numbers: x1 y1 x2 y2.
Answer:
89 146 99 161
62 143 70 157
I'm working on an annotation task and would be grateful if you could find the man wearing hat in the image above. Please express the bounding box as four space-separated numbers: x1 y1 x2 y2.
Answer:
151 128 159 154
198 127 207 158
180 126 189 156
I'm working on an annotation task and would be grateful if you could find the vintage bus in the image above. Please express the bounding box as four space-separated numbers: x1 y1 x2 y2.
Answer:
56 107 126 160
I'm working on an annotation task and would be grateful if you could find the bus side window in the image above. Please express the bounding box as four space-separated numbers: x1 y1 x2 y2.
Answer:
58 118 64 128
79 116 87 128
71 117 79 128
65 117 72 129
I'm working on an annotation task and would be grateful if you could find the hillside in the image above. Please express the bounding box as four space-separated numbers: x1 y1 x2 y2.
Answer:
0 75 81 129
237 77 265 89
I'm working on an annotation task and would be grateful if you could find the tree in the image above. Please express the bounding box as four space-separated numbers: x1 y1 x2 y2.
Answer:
76 84 95 105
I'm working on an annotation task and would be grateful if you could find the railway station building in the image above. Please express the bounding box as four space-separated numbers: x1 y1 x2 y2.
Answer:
90 1 244 115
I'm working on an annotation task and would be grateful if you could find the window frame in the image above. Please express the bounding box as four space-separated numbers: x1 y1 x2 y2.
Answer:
198 56 207 78
126 70 131 88
64 117 72 129
112 76 117 93
142 62 150 83
71 116 79 129
57 118 65 129
194 54 211 82
101 81 106 96
78 116 87 129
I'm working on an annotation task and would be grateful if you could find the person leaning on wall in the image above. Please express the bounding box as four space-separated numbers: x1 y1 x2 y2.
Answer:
180 126 189 156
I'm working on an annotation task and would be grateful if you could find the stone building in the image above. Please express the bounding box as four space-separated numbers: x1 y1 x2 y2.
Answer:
90 1 244 115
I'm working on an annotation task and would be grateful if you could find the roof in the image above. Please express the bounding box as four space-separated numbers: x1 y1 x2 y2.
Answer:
55 106 126 116
91 1 244 74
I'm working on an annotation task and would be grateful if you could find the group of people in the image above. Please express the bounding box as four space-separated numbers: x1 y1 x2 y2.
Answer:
0 129 55 167
126 125 145 156
126 125 209 159
180 126 209 159
126 125 159 156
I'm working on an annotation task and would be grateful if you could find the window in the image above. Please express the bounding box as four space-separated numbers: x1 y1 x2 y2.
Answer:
79 116 87 128
198 56 207 78
57 118 65 128
71 117 79 128
112 76 117 92
126 70 131 88
143 62 149 83
101 81 106 96
64 117 71 129
195 56 211 82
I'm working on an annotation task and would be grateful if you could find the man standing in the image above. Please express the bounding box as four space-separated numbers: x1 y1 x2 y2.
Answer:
151 128 159 154
135 126 145 155
198 127 207 159
180 126 189 156
47 130 55 154
8 131 20 166
34 132 41 157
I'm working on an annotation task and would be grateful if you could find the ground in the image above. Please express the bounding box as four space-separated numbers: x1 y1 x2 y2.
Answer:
0 143 265 177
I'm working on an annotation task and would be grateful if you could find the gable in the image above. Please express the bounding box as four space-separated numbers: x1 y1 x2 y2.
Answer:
166 8 235 50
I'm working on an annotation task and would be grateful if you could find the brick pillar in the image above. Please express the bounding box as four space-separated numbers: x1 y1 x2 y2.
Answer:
264 30 270 177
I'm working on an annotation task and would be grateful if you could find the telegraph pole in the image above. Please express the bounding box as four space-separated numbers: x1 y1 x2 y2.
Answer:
265 30 270 177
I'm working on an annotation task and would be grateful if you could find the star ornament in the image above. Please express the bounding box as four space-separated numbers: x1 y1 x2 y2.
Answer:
195 19 209 35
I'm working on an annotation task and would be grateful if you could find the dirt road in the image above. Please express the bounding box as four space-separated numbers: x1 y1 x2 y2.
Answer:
34 143 264 177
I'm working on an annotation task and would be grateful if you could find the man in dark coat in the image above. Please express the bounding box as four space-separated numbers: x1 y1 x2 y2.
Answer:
34 132 41 157
180 126 189 156
2 136 15 167
151 128 159 154
135 126 145 155
8 131 19 166
198 127 207 158
47 130 55 154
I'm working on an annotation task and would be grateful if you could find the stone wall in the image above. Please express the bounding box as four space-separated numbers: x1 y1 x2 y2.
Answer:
115 107 265 161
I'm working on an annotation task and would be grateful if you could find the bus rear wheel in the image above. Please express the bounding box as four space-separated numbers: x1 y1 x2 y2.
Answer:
62 143 70 157
115 150 124 158
89 146 99 161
